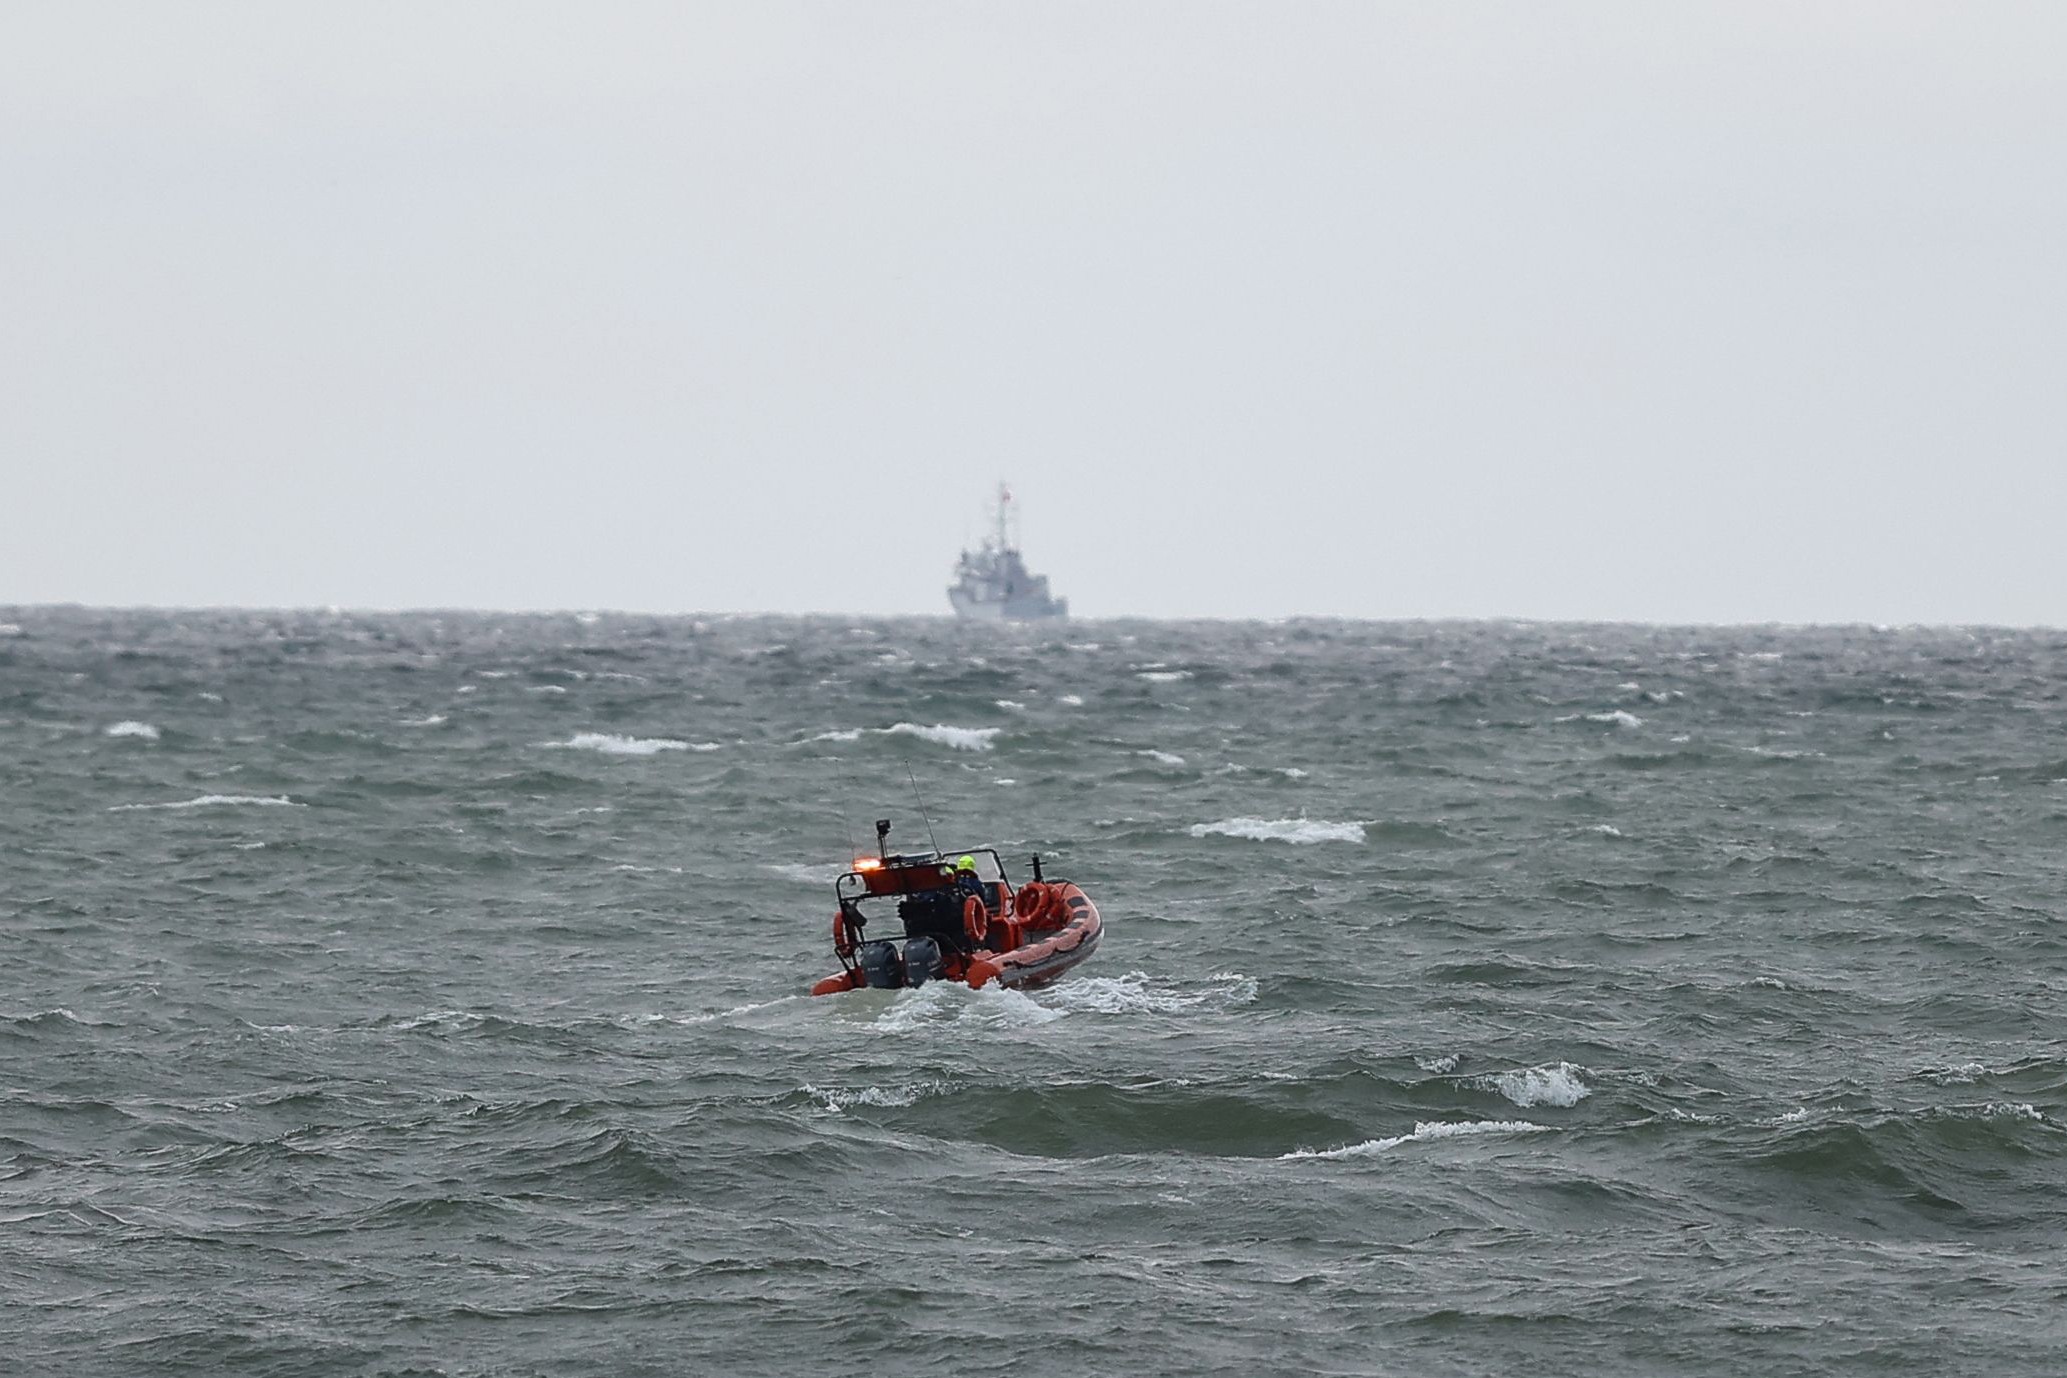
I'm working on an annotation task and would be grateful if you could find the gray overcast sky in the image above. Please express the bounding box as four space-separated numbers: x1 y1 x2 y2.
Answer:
3 3 2062 623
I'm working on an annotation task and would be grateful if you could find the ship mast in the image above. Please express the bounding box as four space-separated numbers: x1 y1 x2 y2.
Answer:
994 482 1013 552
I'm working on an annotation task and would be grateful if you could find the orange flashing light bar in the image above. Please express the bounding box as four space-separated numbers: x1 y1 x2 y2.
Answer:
853 857 881 871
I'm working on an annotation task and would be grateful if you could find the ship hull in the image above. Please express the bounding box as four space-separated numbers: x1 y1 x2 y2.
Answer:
948 588 1066 621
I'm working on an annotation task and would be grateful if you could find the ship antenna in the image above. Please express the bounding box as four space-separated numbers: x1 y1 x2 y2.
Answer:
836 802 857 862
905 761 943 858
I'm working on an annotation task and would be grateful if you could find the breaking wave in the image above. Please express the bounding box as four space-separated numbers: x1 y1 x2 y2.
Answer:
109 794 301 811
1282 1120 1551 1159
542 733 717 756
883 723 998 751
1474 1063 1591 1108
1190 817 1366 845
104 720 160 740
804 1081 948 1113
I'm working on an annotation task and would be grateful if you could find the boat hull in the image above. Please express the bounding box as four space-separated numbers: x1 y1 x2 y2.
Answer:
965 882 1101 989
810 881 1101 995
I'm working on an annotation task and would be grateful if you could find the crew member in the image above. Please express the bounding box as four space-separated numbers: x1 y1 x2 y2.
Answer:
952 854 987 907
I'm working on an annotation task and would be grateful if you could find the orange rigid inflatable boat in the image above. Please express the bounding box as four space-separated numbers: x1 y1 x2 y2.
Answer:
810 819 1102 995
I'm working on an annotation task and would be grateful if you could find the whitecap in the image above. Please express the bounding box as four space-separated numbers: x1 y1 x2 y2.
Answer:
542 733 714 756
1138 670 1192 683
1415 1054 1460 1074
1282 1119 1549 1159
105 721 160 740
0 623 21 637
883 723 999 752
1190 817 1366 845
1589 710 1644 728
110 794 301 812
994 700 1027 711
399 714 447 727
1922 1061 1990 1085
1137 749 1187 766
392 1009 483 1032
807 729 864 743
804 1081 946 1113
1058 694 1085 707
1589 824 1623 837
1979 1102 2043 1121
1475 1063 1591 1108
993 778 1018 786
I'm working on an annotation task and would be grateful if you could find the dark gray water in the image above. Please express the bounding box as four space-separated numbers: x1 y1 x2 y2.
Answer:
6 608 2067 1376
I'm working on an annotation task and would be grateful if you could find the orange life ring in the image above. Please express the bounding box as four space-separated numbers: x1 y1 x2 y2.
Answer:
962 895 989 945
833 910 856 958
1015 882 1046 920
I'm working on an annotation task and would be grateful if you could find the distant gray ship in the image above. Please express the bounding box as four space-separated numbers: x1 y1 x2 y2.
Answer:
947 484 1069 621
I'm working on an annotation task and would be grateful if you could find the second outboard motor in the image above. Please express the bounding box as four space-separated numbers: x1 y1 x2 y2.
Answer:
856 939 905 990
902 936 942 987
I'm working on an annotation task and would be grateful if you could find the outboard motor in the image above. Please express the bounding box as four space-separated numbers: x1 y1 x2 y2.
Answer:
902 936 942 987
856 939 905 990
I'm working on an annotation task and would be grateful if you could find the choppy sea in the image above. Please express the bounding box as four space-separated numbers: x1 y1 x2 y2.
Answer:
5 608 2067 1376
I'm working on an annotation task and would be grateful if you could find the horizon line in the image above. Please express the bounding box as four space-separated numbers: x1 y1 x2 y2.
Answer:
3 601 2064 634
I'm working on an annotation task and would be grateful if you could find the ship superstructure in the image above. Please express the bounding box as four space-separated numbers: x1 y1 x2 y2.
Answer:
947 484 1068 621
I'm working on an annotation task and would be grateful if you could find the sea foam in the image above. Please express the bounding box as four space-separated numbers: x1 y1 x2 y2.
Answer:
1282 1119 1550 1159
105 721 160 740
1190 817 1366 845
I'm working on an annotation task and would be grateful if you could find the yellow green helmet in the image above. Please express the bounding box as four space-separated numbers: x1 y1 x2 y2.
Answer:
956 854 977 872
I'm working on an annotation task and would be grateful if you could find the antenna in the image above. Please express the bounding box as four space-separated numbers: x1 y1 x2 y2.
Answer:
905 762 942 857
